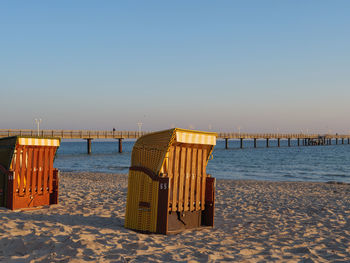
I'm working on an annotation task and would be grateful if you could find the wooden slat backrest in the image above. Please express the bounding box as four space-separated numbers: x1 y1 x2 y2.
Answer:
43 147 49 192
178 147 186 211
31 148 37 194
48 147 54 192
164 143 212 213
184 147 191 211
167 146 174 210
12 145 58 197
190 147 197 211
171 146 180 211
14 146 21 194
33 148 39 193
201 148 208 210
42 148 46 193
37 148 43 194
19 146 26 196
195 147 202 211
25 147 33 196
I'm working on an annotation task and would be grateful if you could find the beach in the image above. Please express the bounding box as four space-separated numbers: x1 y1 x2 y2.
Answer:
1 172 350 262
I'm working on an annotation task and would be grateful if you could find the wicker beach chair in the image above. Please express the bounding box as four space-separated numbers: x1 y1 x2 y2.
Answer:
125 128 217 234
0 136 60 210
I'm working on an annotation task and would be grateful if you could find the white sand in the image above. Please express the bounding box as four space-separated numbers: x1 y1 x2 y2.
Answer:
1 172 350 262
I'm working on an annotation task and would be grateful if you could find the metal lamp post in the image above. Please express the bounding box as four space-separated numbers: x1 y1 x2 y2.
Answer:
34 118 42 136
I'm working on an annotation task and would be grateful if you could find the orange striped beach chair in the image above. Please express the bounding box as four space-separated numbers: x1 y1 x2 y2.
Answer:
0 136 60 210
125 128 217 234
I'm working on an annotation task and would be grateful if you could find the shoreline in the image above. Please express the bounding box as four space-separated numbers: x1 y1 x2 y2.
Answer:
1 172 349 262
58 170 350 184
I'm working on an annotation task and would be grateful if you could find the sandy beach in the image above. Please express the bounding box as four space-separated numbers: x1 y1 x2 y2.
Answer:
1 172 350 262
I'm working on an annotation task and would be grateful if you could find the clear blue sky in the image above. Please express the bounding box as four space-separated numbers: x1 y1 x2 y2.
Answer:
1 1 349 133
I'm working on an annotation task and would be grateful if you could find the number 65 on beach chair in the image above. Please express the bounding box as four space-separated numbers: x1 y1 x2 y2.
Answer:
0 136 60 210
125 128 217 234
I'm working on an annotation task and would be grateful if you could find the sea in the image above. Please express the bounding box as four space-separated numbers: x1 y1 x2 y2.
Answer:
54 139 350 183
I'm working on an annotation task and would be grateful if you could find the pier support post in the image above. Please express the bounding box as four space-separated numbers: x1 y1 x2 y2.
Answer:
336 138 338 145
266 138 269 148
277 138 280 147
87 139 92 154
342 138 344 144
240 138 243 149
118 138 123 153
297 138 300 146
329 139 332 145
254 138 257 148
348 138 350 144
225 138 228 149
288 138 291 147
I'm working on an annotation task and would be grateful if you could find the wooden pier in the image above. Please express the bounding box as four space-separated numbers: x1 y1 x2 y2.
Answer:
0 129 349 154
0 129 147 154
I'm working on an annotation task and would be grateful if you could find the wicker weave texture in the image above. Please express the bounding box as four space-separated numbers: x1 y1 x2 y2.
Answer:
131 129 175 175
125 170 159 232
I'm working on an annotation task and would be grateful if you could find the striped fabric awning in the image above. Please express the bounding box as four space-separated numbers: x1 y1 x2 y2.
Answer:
175 131 216 145
18 138 60 147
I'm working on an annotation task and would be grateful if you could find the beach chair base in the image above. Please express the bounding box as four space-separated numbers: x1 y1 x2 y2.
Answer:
5 169 59 210
156 177 215 235
166 210 214 235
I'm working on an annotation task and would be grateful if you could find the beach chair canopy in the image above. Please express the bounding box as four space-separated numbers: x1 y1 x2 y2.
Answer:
0 137 60 170
131 128 216 178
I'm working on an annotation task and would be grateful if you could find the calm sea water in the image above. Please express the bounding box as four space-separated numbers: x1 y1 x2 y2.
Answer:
54 139 350 183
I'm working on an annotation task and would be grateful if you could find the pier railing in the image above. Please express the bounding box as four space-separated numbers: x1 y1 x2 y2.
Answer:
0 129 349 140
0 129 147 139
217 132 323 139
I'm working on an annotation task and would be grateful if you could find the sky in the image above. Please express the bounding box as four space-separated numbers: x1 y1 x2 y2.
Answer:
1 1 349 133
